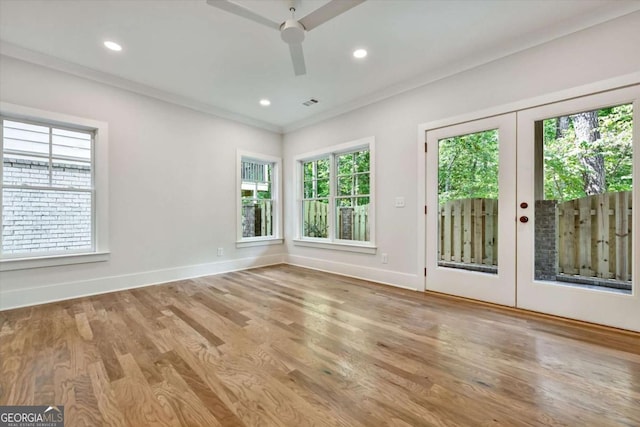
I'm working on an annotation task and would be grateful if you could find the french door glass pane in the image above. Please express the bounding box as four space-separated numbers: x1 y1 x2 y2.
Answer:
535 103 633 294
438 129 499 274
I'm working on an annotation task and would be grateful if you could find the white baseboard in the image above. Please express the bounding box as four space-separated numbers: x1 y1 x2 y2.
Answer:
285 254 420 291
0 254 285 311
0 253 419 311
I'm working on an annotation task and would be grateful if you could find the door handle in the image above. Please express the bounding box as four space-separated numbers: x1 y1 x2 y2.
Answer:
519 216 529 223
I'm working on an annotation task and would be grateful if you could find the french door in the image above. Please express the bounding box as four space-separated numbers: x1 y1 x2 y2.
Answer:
516 86 640 332
425 114 517 307
426 85 640 331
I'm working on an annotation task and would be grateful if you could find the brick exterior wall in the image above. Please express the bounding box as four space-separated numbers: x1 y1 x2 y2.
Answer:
2 159 92 254
534 199 558 281
339 207 353 240
242 205 259 238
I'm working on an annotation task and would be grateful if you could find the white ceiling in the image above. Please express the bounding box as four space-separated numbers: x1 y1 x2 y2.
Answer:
1 0 639 132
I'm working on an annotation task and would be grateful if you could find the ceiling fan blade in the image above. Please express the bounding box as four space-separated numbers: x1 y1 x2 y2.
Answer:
206 0 280 31
288 43 306 76
299 0 366 31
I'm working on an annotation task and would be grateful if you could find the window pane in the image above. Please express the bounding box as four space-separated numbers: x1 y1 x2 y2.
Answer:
356 150 370 173
356 196 370 206
4 120 48 134
303 181 314 198
3 154 50 186
316 158 330 179
52 132 91 160
3 121 49 156
438 129 499 273
52 159 91 189
3 136 49 156
336 197 369 241
356 173 370 195
302 199 328 238
535 103 633 293
337 153 354 175
317 179 330 197
303 158 329 183
241 161 255 181
337 176 354 196
265 163 272 182
303 161 314 181
241 160 271 183
241 199 273 238
2 188 92 254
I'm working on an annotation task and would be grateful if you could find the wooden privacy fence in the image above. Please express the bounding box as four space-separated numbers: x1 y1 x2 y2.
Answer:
558 191 632 281
438 198 498 266
303 200 369 241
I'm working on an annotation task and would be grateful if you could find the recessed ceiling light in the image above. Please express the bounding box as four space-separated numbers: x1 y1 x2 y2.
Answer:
259 99 271 107
353 48 367 59
103 41 122 52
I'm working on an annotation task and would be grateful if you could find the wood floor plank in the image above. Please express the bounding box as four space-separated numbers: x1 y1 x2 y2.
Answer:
157 350 244 427
155 324 239 411
88 360 127 427
152 360 224 427
190 292 251 327
112 353 181 427
1 264 639 426
88 318 125 382
166 305 225 347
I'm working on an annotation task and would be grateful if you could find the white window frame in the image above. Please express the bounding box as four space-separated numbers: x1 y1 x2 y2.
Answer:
236 150 283 247
293 136 376 254
0 102 109 271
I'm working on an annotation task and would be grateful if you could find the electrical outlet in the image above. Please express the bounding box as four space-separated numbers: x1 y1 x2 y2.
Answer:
382 253 388 264
217 247 223 257
394 197 405 208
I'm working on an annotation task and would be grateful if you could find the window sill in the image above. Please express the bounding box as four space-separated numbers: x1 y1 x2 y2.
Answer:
0 251 110 272
236 238 284 248
293 239 377 254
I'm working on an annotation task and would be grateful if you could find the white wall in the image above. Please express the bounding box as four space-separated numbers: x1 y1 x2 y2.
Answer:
283 11 640 289
0 55 284 309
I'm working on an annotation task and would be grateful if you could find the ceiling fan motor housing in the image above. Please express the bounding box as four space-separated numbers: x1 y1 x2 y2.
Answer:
280 19 305 44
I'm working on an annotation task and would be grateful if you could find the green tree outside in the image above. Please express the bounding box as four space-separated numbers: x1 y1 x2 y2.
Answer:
437 103 633 204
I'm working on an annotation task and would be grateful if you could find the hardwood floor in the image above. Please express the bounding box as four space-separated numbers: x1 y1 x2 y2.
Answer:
1 264 639 426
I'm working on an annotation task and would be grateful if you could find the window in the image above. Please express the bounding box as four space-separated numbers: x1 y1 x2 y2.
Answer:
302 157 330 238
0 103 109 270
295 137 375 252
237 151 282 246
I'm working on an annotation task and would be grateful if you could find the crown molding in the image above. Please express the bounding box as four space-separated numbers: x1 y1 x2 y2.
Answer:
0 42 283 134
281 6 640 133
2 5 638 136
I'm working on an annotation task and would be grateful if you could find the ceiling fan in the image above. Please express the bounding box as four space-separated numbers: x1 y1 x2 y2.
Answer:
206 0 366 76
